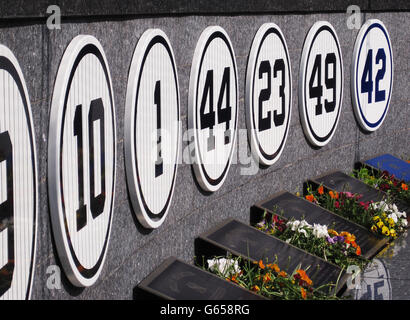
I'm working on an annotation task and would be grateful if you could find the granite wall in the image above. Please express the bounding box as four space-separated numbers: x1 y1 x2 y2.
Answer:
0 3 408 299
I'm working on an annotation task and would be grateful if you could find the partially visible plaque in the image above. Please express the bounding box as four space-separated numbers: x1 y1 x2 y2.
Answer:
134 257 265 300
364 154 410 183
195 219 347 293
308 171 385 203
251 191 388 259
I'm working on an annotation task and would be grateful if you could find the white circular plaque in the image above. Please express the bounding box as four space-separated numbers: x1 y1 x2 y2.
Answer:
351 19 393 132
0 45 38 300
125 29 180 229
298 21 343 147
188 26 238 192
245 23 292 166
48 35 116 287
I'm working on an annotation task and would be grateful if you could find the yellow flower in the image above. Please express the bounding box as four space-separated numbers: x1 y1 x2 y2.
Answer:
296 191 300 197
373 216 380 221
328 229 339 236
371 225 377 232
388 218 395 226
381 212 387 218
390 229 397 237
377 221 384 229
382 226 390 236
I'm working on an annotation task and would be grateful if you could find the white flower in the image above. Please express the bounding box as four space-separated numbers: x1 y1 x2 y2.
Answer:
312 223 329 239
286 238 291 243
299 220 312 229
298 229 308 237
287 220 300 231
207 258 240 277
388 213 398 224
401 219 408 227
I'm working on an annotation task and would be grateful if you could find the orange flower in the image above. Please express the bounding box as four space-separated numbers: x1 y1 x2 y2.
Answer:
258 260 265 269
279 271 288 277
402 183 408 191
329 190 339 199
356 245 361 256
263 273 272 283
341 231 356 244
252 285 260 292
267 263 280 273
296 269 312 286
305 194 316 202
318 185 324 195
300 287 307 300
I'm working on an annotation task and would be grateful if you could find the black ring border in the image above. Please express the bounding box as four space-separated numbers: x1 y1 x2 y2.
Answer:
355 22 393 128
251 26 292 161
195 31 238 187
0 56 37 300
59 43 116 279
303 25 343 143
133 35 180 222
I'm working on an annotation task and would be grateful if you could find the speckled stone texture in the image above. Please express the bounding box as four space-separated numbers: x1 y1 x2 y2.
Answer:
0 10 408 299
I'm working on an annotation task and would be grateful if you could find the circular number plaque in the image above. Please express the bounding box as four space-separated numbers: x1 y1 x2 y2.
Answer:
188 26 238 192
352 19 393 132
245 23 292 166
299 21 343 147
125 29 180 229
48 35 116 287
0 45 38 300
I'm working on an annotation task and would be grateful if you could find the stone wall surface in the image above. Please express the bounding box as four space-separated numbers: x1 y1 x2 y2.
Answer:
0 8 408 299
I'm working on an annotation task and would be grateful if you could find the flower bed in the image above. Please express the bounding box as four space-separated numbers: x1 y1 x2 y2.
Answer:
255 210 368 270
202 256 341 300
353 166 410 207
303 184 407 240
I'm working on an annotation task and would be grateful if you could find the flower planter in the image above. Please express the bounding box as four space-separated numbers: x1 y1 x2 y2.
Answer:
354 158 410 216
306 170 385 203
195 218 348 295
250 191 388 259
134 257 265 300
303 175 408 241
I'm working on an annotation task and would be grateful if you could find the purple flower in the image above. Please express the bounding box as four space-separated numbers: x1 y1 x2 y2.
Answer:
326 236 335 244
335 236 345 243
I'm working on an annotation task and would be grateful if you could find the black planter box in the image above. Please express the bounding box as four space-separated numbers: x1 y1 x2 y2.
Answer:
134 257 265 300
195 219 347 294
306 170 385 203
250 191 388 259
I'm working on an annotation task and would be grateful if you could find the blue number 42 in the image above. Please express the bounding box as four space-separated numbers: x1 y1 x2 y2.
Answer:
361 48 386 103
